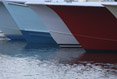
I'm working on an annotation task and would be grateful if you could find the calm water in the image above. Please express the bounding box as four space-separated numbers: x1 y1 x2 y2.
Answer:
0 40 117 79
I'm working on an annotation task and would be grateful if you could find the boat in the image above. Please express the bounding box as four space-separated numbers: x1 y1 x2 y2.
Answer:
102 3 117 18
3 1 58 45
24 1 81 47
0 0 23 40
26 1 117 52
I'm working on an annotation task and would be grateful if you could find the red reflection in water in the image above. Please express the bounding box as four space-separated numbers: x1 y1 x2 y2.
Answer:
76 53 117 64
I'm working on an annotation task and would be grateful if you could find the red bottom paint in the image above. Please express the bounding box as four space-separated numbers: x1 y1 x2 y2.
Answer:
48 6 117 50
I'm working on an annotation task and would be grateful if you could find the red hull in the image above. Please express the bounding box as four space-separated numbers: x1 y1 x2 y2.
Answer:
48 6 117 50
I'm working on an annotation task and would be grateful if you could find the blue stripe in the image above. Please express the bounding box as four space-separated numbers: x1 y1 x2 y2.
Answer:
21 30 59 46
6 35 25 40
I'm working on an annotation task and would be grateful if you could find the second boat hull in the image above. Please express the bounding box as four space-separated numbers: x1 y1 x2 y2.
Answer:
28 5 80 46
3 1 57 45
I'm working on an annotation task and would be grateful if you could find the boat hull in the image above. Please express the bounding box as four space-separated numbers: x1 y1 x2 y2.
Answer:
28 5 80 46
103 4 117 18
0 2 23 40
3 1 57 44
47 5 117 51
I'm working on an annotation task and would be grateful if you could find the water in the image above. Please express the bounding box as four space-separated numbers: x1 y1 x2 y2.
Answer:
0 40 117 79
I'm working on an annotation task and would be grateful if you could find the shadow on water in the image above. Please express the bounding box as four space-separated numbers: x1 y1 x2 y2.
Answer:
0 40 85 62
0 40 58 60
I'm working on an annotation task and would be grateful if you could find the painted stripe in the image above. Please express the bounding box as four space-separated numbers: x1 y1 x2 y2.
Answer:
6 35 24 40
26 2 104 7
21 30 59 45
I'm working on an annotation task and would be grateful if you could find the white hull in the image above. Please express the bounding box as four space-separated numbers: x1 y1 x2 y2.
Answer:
28 5 79 45
103 3 117 18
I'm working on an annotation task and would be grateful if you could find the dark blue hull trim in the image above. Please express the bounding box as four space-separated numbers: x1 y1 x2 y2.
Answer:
6 35 25 40
21 30 58 46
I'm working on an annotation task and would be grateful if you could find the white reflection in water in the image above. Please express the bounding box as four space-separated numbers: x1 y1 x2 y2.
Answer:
0 55 116 79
